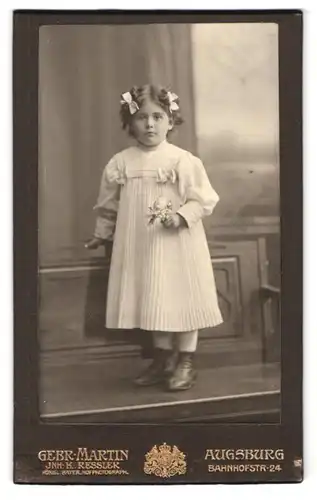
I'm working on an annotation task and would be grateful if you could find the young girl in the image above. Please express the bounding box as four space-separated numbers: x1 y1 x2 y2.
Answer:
86 84 223 391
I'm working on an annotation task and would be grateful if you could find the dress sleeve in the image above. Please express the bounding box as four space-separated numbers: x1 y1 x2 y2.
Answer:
176 153 219 228
93 156 121 241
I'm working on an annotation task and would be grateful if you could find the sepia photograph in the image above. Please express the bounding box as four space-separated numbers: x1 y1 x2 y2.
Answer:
38 22 281 424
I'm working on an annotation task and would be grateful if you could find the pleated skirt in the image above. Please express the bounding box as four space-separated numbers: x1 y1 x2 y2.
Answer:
106 178 223 332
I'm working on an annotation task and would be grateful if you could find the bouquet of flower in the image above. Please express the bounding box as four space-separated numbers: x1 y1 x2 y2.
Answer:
148 196 173 225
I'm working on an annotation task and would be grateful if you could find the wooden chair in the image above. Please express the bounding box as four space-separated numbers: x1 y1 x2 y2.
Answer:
258 237 281 363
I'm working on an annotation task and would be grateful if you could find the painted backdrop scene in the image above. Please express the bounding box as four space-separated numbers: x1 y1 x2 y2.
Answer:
39 23 280 423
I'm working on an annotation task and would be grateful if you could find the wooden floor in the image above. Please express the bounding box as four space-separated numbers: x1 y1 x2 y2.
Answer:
40 353 281 424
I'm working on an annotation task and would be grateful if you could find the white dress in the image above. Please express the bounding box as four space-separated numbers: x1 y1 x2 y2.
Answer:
94 140 223 332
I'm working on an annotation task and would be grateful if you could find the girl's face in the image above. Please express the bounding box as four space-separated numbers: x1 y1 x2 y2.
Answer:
130 100 173 148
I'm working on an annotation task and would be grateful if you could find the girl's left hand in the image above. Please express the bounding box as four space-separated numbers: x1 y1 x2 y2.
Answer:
163 213 187 229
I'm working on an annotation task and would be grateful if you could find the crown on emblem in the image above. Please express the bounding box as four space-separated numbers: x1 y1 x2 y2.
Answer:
158 443 171 453
144 442 187 478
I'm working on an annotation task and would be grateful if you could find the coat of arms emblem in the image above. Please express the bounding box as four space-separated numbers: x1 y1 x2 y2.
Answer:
144 442 187 478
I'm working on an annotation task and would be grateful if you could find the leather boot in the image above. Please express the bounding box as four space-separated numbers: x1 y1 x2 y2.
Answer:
134 348 175 387
166 352 197 391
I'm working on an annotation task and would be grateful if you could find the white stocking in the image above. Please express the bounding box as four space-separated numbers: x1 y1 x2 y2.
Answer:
177 330 198 352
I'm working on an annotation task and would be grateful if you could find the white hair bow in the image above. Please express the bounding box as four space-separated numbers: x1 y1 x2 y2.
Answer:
120 92 139 115
167 91 179 112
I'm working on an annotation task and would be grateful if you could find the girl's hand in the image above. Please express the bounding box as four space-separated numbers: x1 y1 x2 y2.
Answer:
85 237 105 249
163 213 187 229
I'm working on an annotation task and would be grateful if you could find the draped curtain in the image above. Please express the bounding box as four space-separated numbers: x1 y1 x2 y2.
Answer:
39 24 196 267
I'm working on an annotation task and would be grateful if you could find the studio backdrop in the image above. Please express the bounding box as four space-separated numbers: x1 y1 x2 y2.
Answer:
38 23 280 421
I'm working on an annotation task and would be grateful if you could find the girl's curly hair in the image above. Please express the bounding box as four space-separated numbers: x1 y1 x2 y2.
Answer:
120 84 184 133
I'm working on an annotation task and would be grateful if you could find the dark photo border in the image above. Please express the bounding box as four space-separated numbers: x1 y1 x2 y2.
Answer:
13 9 302 484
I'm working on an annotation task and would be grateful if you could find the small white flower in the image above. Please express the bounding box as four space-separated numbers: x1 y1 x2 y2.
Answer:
148 197 173 225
